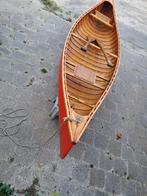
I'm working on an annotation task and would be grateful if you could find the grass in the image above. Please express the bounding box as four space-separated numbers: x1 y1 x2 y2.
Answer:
42 0 62 12
42 0 78 22
0 181 15 196
16 177 39 196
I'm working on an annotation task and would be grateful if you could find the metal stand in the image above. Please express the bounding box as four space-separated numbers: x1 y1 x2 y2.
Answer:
49 96 59 120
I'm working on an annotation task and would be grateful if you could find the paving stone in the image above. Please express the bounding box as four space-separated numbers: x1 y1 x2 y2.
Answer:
110 111 122 128
103 97 117 111
136 181 147 196
80 128 94 145
108 140 122 157
135 151 147 168
99 152 114 171
95 190 109 196
113 158 127 177
88 118 101 130
75 187 96 196
100 122 115 139
34 148 57 164
95 106 111 123
128 161 142 182
121 177 137 196
105 173 121 195
141 138 147 154
0 160 10 179
94 132 109 150
90 168 105 188
0 46 11 56
72 163 90 184
59 180 77 196
122 144 135 162
83 146 100 167
141 167 147 184
57 157 77 178
140 114 147 128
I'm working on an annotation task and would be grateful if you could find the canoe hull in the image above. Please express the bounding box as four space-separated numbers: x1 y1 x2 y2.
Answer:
58 56 74 159
58 0 120 158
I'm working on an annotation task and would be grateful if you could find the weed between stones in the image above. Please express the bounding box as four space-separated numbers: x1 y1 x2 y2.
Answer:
41 68 48 73
42 0 78 22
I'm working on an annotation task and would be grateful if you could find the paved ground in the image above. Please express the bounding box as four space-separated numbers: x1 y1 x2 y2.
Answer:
0 0 147 195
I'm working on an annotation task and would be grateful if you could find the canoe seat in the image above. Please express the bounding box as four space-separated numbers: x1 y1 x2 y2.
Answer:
74 65 96 84
90 10 113 28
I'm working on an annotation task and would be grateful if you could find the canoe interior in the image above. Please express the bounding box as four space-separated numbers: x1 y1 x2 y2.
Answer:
62 0 119 143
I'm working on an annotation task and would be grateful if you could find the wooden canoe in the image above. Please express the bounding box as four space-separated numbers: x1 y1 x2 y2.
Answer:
58 0 120 159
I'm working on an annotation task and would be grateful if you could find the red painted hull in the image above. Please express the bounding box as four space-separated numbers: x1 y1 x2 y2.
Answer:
58 56 74 159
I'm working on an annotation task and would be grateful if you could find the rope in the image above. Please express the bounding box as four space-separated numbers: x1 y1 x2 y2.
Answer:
0 108 29 118
0 108 58 149
63 116 81 124
0 119 27 137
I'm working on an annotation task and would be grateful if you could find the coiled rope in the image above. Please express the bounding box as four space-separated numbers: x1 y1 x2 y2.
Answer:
0 108 58 149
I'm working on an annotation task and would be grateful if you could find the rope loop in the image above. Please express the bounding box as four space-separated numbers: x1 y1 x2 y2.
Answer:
63 116 81 124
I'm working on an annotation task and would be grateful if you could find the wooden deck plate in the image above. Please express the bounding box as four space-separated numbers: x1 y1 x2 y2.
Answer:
74 65 96 84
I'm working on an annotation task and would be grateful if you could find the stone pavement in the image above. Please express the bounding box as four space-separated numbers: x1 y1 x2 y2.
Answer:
0 0 147 195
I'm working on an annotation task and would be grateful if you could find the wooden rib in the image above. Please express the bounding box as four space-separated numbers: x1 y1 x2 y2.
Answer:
80 17 118 49
66 54 112 78
66 47 113 74
67 40 115 70
67 74 102 91
66 60 110 82
76 19 118 54
70 97 92 111
67 85 99 101
67 77 102 95
83 16 115 36
66 47 110 72
70 36 116 66
71 32 118 59
87 16 115 36
70 36 116 68
68 94 94 108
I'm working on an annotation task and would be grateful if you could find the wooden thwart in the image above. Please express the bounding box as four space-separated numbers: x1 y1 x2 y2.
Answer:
69 94 94 108
90 11 113 28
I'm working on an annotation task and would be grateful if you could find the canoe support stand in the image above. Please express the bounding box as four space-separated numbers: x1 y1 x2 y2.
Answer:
49 96 59 119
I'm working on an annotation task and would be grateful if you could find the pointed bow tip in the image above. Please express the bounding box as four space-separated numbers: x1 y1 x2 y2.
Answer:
103 0 114 5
